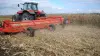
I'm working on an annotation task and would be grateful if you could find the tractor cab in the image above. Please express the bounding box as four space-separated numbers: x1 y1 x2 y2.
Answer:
19 2 38 11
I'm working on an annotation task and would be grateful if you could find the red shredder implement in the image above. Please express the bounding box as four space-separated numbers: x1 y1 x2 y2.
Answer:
0 2 70 37
0 16 69 37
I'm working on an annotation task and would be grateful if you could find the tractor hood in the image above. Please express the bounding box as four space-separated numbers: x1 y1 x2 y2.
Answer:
37 10 45 14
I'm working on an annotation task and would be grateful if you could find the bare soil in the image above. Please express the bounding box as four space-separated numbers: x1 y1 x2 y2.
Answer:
0 25 100 56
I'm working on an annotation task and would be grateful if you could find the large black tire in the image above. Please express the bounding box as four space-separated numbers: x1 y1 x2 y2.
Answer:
12 14 21 21
25 27 35 37
12 15 16 21
21 13 35 21
0 21 2 27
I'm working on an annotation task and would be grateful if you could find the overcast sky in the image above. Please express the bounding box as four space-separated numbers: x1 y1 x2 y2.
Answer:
0 0 100 15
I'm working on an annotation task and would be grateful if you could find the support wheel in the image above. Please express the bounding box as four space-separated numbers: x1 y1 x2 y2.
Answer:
49 24 56 31
61 18 68 28
25 27 35 37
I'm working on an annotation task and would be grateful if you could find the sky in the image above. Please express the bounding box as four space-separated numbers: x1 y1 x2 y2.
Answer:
0 0 100 15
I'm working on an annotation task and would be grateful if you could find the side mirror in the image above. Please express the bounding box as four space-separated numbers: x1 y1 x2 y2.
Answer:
21 8 23 10
18 4 20 7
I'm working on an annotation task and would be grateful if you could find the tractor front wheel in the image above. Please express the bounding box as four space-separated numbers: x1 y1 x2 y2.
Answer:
12 14 21 21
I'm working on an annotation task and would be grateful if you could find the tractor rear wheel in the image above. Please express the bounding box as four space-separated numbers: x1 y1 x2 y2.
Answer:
21 13 35 21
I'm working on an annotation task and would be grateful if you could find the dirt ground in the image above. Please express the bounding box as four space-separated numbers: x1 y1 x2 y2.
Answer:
0 25 100 56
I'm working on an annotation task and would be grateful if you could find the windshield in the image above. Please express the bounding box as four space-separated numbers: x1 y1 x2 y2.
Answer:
23 4 28 10
31 4 38 10
23 3 38 10
28 4 32 10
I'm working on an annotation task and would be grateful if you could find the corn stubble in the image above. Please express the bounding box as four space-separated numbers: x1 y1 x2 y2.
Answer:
0 14 100 56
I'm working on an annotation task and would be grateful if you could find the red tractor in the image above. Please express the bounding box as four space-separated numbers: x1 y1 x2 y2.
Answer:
12 2 46 21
